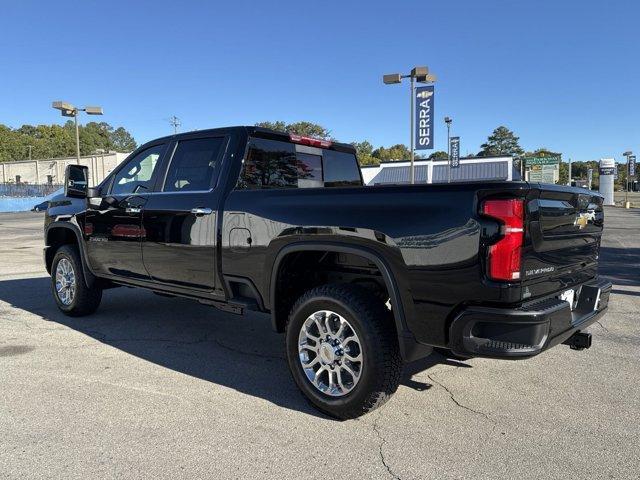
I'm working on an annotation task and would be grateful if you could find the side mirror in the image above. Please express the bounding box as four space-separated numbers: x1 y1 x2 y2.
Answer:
64 165 89 198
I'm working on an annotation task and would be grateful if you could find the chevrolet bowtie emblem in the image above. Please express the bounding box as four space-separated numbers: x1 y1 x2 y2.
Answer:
574 213 589 229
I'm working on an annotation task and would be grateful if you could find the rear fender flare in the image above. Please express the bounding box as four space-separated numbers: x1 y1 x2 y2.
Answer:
269 242 410 340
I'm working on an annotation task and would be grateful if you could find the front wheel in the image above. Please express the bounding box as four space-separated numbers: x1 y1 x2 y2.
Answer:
286 284 402 419
51 244 102 316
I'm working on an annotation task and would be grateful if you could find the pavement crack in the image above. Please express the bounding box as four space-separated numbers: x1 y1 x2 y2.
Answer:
594 321 609 333
427 373 493 423
372 413 401 480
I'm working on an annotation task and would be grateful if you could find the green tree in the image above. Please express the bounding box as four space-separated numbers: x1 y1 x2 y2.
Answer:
0 122 137 162
478 126 524 158
372 144 411 161
524 147 561 159
110 127 138 152
352 140 378 166
255 121 331 139
559 161 569 185
427 151 448 161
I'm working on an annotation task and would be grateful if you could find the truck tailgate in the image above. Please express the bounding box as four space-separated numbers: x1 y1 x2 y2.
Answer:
522 185 604 299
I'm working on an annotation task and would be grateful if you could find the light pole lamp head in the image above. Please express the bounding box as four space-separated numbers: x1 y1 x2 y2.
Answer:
623 151 633 157
52 101 77 116
411 66 428 78
383 73 402 84
445 116 452 125
84 106 103 115
52 101 74 111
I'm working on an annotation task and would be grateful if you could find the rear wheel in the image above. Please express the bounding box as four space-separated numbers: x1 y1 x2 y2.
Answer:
51 245 102 316
286 284 402 419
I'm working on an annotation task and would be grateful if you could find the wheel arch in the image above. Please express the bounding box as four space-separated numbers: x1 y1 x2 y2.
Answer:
269 242 409 337
45 222 96 288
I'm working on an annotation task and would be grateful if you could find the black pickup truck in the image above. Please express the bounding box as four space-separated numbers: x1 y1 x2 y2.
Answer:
44 126 611 418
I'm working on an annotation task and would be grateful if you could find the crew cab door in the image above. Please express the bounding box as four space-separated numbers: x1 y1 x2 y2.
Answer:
85 143 167 279
141 134 228 294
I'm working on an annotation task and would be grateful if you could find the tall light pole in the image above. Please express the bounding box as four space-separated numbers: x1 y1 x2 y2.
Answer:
383 67 437 184
52 102 103 163
445 116 452 183
623 151 633 205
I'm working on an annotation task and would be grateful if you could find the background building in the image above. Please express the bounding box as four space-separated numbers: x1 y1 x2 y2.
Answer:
0 152 129 187
361 156 517 185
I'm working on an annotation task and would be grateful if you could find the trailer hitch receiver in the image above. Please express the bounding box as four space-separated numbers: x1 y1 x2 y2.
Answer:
563 331 592 351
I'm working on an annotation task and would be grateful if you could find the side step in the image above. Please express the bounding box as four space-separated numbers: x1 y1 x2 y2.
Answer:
562 331 592 350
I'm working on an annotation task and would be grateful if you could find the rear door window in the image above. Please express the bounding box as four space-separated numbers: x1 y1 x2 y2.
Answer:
163 137 225 192
240 138 297 188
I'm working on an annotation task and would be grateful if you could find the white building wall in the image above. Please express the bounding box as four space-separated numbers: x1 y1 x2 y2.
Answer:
360 156 514 185
0 152 130 186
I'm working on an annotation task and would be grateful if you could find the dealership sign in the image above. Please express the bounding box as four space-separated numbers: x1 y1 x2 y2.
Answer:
450 137 460 168
629 155 636 177
415 86 434 150
599 158 616 175
524 156 559 184
524 156 560 166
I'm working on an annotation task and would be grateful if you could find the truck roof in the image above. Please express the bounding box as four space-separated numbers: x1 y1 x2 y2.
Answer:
145 126 356 153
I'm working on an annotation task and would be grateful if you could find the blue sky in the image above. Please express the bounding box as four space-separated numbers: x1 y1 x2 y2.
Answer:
1 0 638 161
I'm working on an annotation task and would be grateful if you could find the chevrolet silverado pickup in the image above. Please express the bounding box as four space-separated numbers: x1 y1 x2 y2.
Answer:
44 126 611 418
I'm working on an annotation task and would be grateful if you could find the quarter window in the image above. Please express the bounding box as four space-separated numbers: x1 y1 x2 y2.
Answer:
111 144 165 195
322 150 361 187
163 137 225 192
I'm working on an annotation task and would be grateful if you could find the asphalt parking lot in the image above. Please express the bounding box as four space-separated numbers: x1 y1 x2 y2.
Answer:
1 208 639 479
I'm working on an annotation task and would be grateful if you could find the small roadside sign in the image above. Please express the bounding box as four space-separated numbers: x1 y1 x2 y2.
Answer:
450 137 460 168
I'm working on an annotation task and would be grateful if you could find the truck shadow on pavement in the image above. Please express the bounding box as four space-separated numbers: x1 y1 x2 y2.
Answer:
598 247 640 289
0 276 467 419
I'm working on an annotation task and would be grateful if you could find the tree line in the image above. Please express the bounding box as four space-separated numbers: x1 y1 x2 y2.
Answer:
0 121 137 162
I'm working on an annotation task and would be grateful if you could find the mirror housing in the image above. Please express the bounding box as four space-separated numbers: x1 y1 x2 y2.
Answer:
64 165 89 198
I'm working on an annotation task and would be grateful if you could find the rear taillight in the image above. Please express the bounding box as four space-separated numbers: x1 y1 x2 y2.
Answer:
289 133 332 148
482 198 524 281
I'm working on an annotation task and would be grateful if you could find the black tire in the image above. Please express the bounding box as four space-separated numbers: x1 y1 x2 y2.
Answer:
51 244 102 316
286 283 402 419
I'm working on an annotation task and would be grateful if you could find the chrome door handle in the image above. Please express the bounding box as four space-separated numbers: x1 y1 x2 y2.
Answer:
125 207 141 214
191 207 212 216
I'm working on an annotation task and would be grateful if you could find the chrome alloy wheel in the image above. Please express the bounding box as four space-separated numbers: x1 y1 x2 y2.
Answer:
55 258 76 306
298 310 363 397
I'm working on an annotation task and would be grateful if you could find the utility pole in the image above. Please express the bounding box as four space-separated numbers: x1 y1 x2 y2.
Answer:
27 145 33 161
169 116 181 134
568 158 572 186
